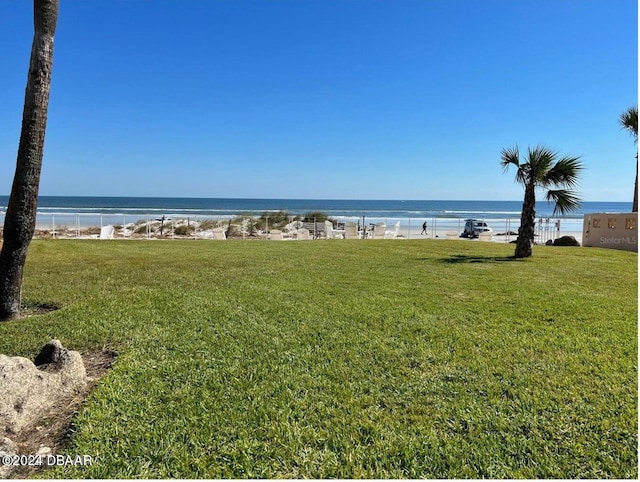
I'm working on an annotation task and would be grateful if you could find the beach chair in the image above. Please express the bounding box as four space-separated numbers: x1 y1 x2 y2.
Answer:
212 227 226 240
385 221 400 239
324 220 341 239
344 222 359 239
371 222 386 239
302 221 322 239
99 225 114 239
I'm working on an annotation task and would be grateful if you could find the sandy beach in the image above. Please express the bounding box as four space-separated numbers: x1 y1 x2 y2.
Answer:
13 197 618 247
30 215 584 245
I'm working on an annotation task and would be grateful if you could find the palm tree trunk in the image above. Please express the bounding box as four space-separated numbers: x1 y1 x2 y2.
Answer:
633 156 638 213
515 183 536 258
0 0 58 321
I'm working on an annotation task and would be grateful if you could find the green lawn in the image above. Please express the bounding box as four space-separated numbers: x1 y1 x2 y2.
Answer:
1 239 636 478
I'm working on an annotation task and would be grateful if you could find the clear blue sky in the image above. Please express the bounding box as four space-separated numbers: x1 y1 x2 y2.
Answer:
0 0 637 201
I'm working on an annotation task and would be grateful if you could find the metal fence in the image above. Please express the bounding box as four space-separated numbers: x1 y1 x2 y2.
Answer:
0 211 582 244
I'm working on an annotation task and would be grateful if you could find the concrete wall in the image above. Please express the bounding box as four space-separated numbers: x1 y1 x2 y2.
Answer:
582 213 638 252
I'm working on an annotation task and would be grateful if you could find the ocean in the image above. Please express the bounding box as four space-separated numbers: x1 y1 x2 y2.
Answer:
0 196 632 237
0 196 629 219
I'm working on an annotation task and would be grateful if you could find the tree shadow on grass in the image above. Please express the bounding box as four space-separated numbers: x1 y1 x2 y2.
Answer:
20 301 61 319
440 254 523 264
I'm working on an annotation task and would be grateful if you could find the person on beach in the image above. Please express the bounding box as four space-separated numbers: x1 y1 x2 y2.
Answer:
421 221 428 235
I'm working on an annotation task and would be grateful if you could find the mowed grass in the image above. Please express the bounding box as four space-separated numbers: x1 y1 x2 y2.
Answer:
0 239 636 478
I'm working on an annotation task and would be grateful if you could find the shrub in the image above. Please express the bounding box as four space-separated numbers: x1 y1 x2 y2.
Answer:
229 214 260 235
553 235 580 246
232 212 256 223
259 210 294 230
302 211 336 224
199 220 220 231
174 224 195 236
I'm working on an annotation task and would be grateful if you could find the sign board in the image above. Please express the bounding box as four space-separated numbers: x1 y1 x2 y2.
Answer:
583 213 638 252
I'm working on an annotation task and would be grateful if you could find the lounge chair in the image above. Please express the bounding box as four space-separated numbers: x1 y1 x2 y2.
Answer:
99 225 114 239
344 222 359 239
324 220 342 239
302 221 323 239
371 222 386 239
212 227 226 240
385 221 400 239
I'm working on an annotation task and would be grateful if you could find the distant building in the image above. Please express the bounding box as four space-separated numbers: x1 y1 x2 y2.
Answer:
582 213 638 252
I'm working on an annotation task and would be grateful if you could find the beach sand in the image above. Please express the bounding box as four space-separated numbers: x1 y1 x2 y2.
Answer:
408 227 583 245
30 214 584 245
31 223 584 246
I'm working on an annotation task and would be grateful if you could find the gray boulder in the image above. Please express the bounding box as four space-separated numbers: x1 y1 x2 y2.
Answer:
0 340 86 435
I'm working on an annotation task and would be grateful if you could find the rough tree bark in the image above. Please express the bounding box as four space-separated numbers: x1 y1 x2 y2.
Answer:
633 159 638 213
0 0 58 321
514 183 536 258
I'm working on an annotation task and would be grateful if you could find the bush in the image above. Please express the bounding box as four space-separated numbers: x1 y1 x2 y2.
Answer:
553 235 580 246
174 224 195 236
199 220 222 231
230 214 259 234
259 210 294 230
302 211 337 224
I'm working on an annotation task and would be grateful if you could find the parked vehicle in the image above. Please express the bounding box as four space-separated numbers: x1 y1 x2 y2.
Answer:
461 219 493 238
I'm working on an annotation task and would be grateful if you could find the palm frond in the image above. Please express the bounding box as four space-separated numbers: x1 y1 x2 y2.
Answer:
500 146 519 170
527 145 557 183
500 146 528 184
544 156 583 189
545 189 581 216
619 106 638 142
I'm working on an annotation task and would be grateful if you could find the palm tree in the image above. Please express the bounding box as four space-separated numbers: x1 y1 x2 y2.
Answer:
501 145 583 258
618 106 638 212
0 0 58 320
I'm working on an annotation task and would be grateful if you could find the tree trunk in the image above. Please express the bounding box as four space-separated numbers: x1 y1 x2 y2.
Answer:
515 183 536 258
0 0 58 321
633 156 638 213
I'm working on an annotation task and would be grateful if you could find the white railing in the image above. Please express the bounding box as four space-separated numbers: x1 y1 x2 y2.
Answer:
0 211 583 244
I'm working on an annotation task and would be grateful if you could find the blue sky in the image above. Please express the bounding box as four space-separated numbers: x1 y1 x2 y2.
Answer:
0 0 637 201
